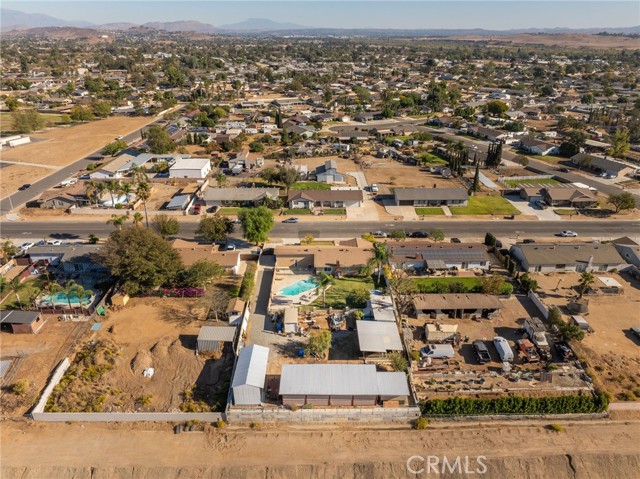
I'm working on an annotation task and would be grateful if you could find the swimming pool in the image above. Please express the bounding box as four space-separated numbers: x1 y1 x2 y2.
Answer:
38 292 93 307
279 276 319 296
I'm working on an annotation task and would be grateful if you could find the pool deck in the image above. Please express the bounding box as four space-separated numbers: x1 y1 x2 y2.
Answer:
271 273 321 307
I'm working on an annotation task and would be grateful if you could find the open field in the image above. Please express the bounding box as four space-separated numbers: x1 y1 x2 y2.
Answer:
453 33 640 49
2 417 639 479
451 196 520 215
0 116 155 168
532 272 640 402
0 111 66 134
362 156 461 193
0 164 56 197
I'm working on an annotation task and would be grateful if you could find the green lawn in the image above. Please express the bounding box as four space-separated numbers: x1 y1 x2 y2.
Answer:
290 182 331 191
321 208 346 215
415 207 446 216
217 207 241 215
311 276 374 309
0 277 47 310
503 178 561 187
283 209 313 215
410 276 483 293
554 208 577 216
450 196 520 216
419 152 448 165
531 155 567 165
0 111 67 134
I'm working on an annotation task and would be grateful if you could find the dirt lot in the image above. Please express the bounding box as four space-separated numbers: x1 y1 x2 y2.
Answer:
0 116 155 168
147 183 184 210
453 33 640 49
0 163 56 196
44 298 234 413
362 155 464 193
0 316 88 415
533 272 640 401
2 418 639 479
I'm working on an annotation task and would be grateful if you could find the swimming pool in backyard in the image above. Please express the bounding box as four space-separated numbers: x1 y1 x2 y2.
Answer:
278 276 319 296
38 292 93 307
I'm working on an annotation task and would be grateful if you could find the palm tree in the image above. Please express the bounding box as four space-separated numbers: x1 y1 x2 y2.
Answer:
132 212 144 226
316 272 334 307
577 271 595 299
84 181 104 206
368 243 389 283
129 164 148 183
119 181 134 207
61 280 93 310
106 214 128 230
215 172 228 188
104 179 121 207
135 182 151 227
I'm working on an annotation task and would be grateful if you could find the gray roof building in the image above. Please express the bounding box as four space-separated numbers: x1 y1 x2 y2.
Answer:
509 243 626 273
203 187 280 206
356 320 403 354
196 326 237 353
393 188 469 206
231 344 270 406
388 242 491 270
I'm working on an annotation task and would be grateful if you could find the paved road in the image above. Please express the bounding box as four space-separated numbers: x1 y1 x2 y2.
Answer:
2 219 638 240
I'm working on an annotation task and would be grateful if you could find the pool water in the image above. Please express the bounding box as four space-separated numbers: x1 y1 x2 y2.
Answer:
279 276 319 296
41 292 93 306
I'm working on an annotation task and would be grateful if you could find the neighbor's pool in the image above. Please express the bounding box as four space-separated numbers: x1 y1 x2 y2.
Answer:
39 292 93 307
279 276 319 296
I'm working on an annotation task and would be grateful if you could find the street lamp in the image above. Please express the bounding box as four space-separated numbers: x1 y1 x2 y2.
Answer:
0 186 14 213
555 278 564 292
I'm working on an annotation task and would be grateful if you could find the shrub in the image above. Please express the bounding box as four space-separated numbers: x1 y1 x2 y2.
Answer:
390 352 408 372
548 424 563 432
11 379 29 396
135 394 153 407
249 421 261 429
239 263 257 301
86 163 96 171
410 350 420 362
301 403 313 409
414 417 429 430
484 232 497 247
215 419 226 428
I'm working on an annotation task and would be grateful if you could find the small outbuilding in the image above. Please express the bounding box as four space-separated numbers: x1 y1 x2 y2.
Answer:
356 320 403 355
111 292 129 308
0 310 45 334
283 307 299 334
196 326 237 353
231 344 270 406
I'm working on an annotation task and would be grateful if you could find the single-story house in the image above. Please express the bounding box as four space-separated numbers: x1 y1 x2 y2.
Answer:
519 186 544 202
274 240 373 275
89 154 138 179
196 325 237 353
509 243 626 273
231 344 270 406
279 364 410 407
169 158 211 179
412 294 504 319
286 189 363 209
570 153 635 178
229 150 265 170
356 320 403 355
27 244 104 274
387 242 491 271
165 194 192 211
541 186 597 208
37 183 91 209
612 237 640 268
468 126 508 142
519 139 559 156
202 187 280 207
315 160 345 184
393 188 469 207
0 310 45 334
170 239 242 274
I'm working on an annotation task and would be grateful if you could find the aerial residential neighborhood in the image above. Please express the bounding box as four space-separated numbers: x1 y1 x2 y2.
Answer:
0 1 639 478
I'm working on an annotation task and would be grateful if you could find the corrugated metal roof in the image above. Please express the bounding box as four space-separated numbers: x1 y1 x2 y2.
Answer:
356 320 403 353
0 310 40 325
231 344 269 389
279 364 409 397
369 292 395 322
197 326 237 343
0 360 12 380
166 194 191 210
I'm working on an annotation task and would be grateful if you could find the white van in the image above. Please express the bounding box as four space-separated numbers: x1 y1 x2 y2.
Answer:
420 344 455 359
493 336 514 363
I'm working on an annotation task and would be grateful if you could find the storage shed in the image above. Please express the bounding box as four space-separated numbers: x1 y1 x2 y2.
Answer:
283 307 299 334
279 364 410 407
572 315 590 331
196 326 237 353
0 310 45 334
231 344 270 406
356 320 403 354
111 292 129 307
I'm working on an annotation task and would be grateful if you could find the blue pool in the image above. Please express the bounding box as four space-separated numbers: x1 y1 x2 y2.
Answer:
39 292 93 307
279 276 319 296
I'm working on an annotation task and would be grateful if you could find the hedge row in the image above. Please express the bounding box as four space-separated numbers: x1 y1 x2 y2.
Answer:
421 393 609 416
239 262 257 301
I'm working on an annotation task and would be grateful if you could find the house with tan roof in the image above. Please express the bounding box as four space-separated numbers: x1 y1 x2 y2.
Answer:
171 239 242 274
509 243 626 273
286 189 364 209
412 294 504 319
541 186 597 208
274 240 373 276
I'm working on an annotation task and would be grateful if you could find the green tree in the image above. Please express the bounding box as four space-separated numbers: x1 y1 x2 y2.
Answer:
70 105 94 122
152 214 180 238
180 259 224 288
1 241 18 264
368 243 389 283
249 141 264 152
214 172 228 188
608 192 636 213
472 163 480 192
106 214 128 230
301 233 315 245
577 271 595 299
238 206 274 245
165 65 186 88
132 212 144 226
135 182 152 227
306 330 332 359
485 100 509 116
278 166 301 193
146 125 176 154
5 97 19 111
196 214 233 243
60 280 93 310
390 352 408 372
484 232 497 247
91 100 112 118
519 273 538 293
429 228 445 242
97 227 183 295
389 229 407 240
102 139 127 156
88 234 99 244
559 141 580 158
346 287 370 308
609 127 630 158
11 109 44 133
480 274 506 295
316 271 334 307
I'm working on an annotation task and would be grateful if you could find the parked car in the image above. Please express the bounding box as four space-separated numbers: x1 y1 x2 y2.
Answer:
192 204 202 215
282 217 299 223
370 231 388 238
555 341 574 362
535 200 548 210
473 341 491 363
409 231 428 238
420 344 455 359
225 243 236 251
370 183 379 193
559 230 578 237
18 184 31 191
493 336 514 363
522 239 536 244
19 242 35 253
450 237 462 243
558 167 570 173
46 240 63 246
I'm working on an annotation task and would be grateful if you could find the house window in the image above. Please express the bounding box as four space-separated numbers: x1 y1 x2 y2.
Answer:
324 267 332 272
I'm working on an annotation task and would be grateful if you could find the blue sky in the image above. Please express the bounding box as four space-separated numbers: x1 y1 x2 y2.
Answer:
5 1 639 29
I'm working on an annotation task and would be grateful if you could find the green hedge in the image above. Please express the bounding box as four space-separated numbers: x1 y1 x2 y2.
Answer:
239 263 257 301
421 394 609 416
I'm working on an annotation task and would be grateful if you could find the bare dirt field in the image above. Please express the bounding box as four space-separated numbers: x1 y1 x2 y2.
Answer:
0 163 56 196
1 419 639 479
534 272 640 401
452 33 640 49
147 183 183 210
0 317 88 415
0 116 156 168
362 156 464 193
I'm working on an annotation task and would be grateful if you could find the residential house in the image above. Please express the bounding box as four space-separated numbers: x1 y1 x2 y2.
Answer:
468 126 508 142
412 294 504 319
228 150 265 171
27 244 104 274
202 187 280 208
570 153 635 178
314 160 345 183
612 237 640 268
168 158 212 179
89 154 138 179
286 189 363 210
509 243 626 273
37 183 91 210
393 188 469 207
387 242 492 272
170 239 242 274
279 364 410 407
274 239 373 276
540 186 598 208
519 139 559 156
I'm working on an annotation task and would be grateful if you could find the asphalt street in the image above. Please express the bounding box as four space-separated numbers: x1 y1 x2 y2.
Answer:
2 219 638 241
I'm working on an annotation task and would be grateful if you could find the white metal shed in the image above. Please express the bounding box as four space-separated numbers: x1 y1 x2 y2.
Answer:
231 344 270 406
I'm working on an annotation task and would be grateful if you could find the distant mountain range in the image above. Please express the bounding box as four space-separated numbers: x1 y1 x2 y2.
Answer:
1 8 638 36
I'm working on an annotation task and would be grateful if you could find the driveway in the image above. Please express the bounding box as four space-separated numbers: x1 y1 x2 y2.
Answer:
505 195 557 221
347 171 368 189
347 198 379 221
382 199 419 221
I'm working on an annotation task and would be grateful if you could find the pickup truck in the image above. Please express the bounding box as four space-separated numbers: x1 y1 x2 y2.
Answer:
555 341 574 362
473 341 491 363
517 338 540 363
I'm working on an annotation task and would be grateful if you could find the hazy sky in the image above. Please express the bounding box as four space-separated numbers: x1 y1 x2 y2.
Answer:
5 1 639 29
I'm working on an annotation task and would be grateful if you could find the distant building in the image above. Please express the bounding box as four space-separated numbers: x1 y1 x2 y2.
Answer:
519 139 559 156
286 189 363 209
570 153 634 178
169 158 211 179
315 160 345 183
202 187 280 208
387 242 491 271
509 243 626 273
412 294 503 320
0 311 45 334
